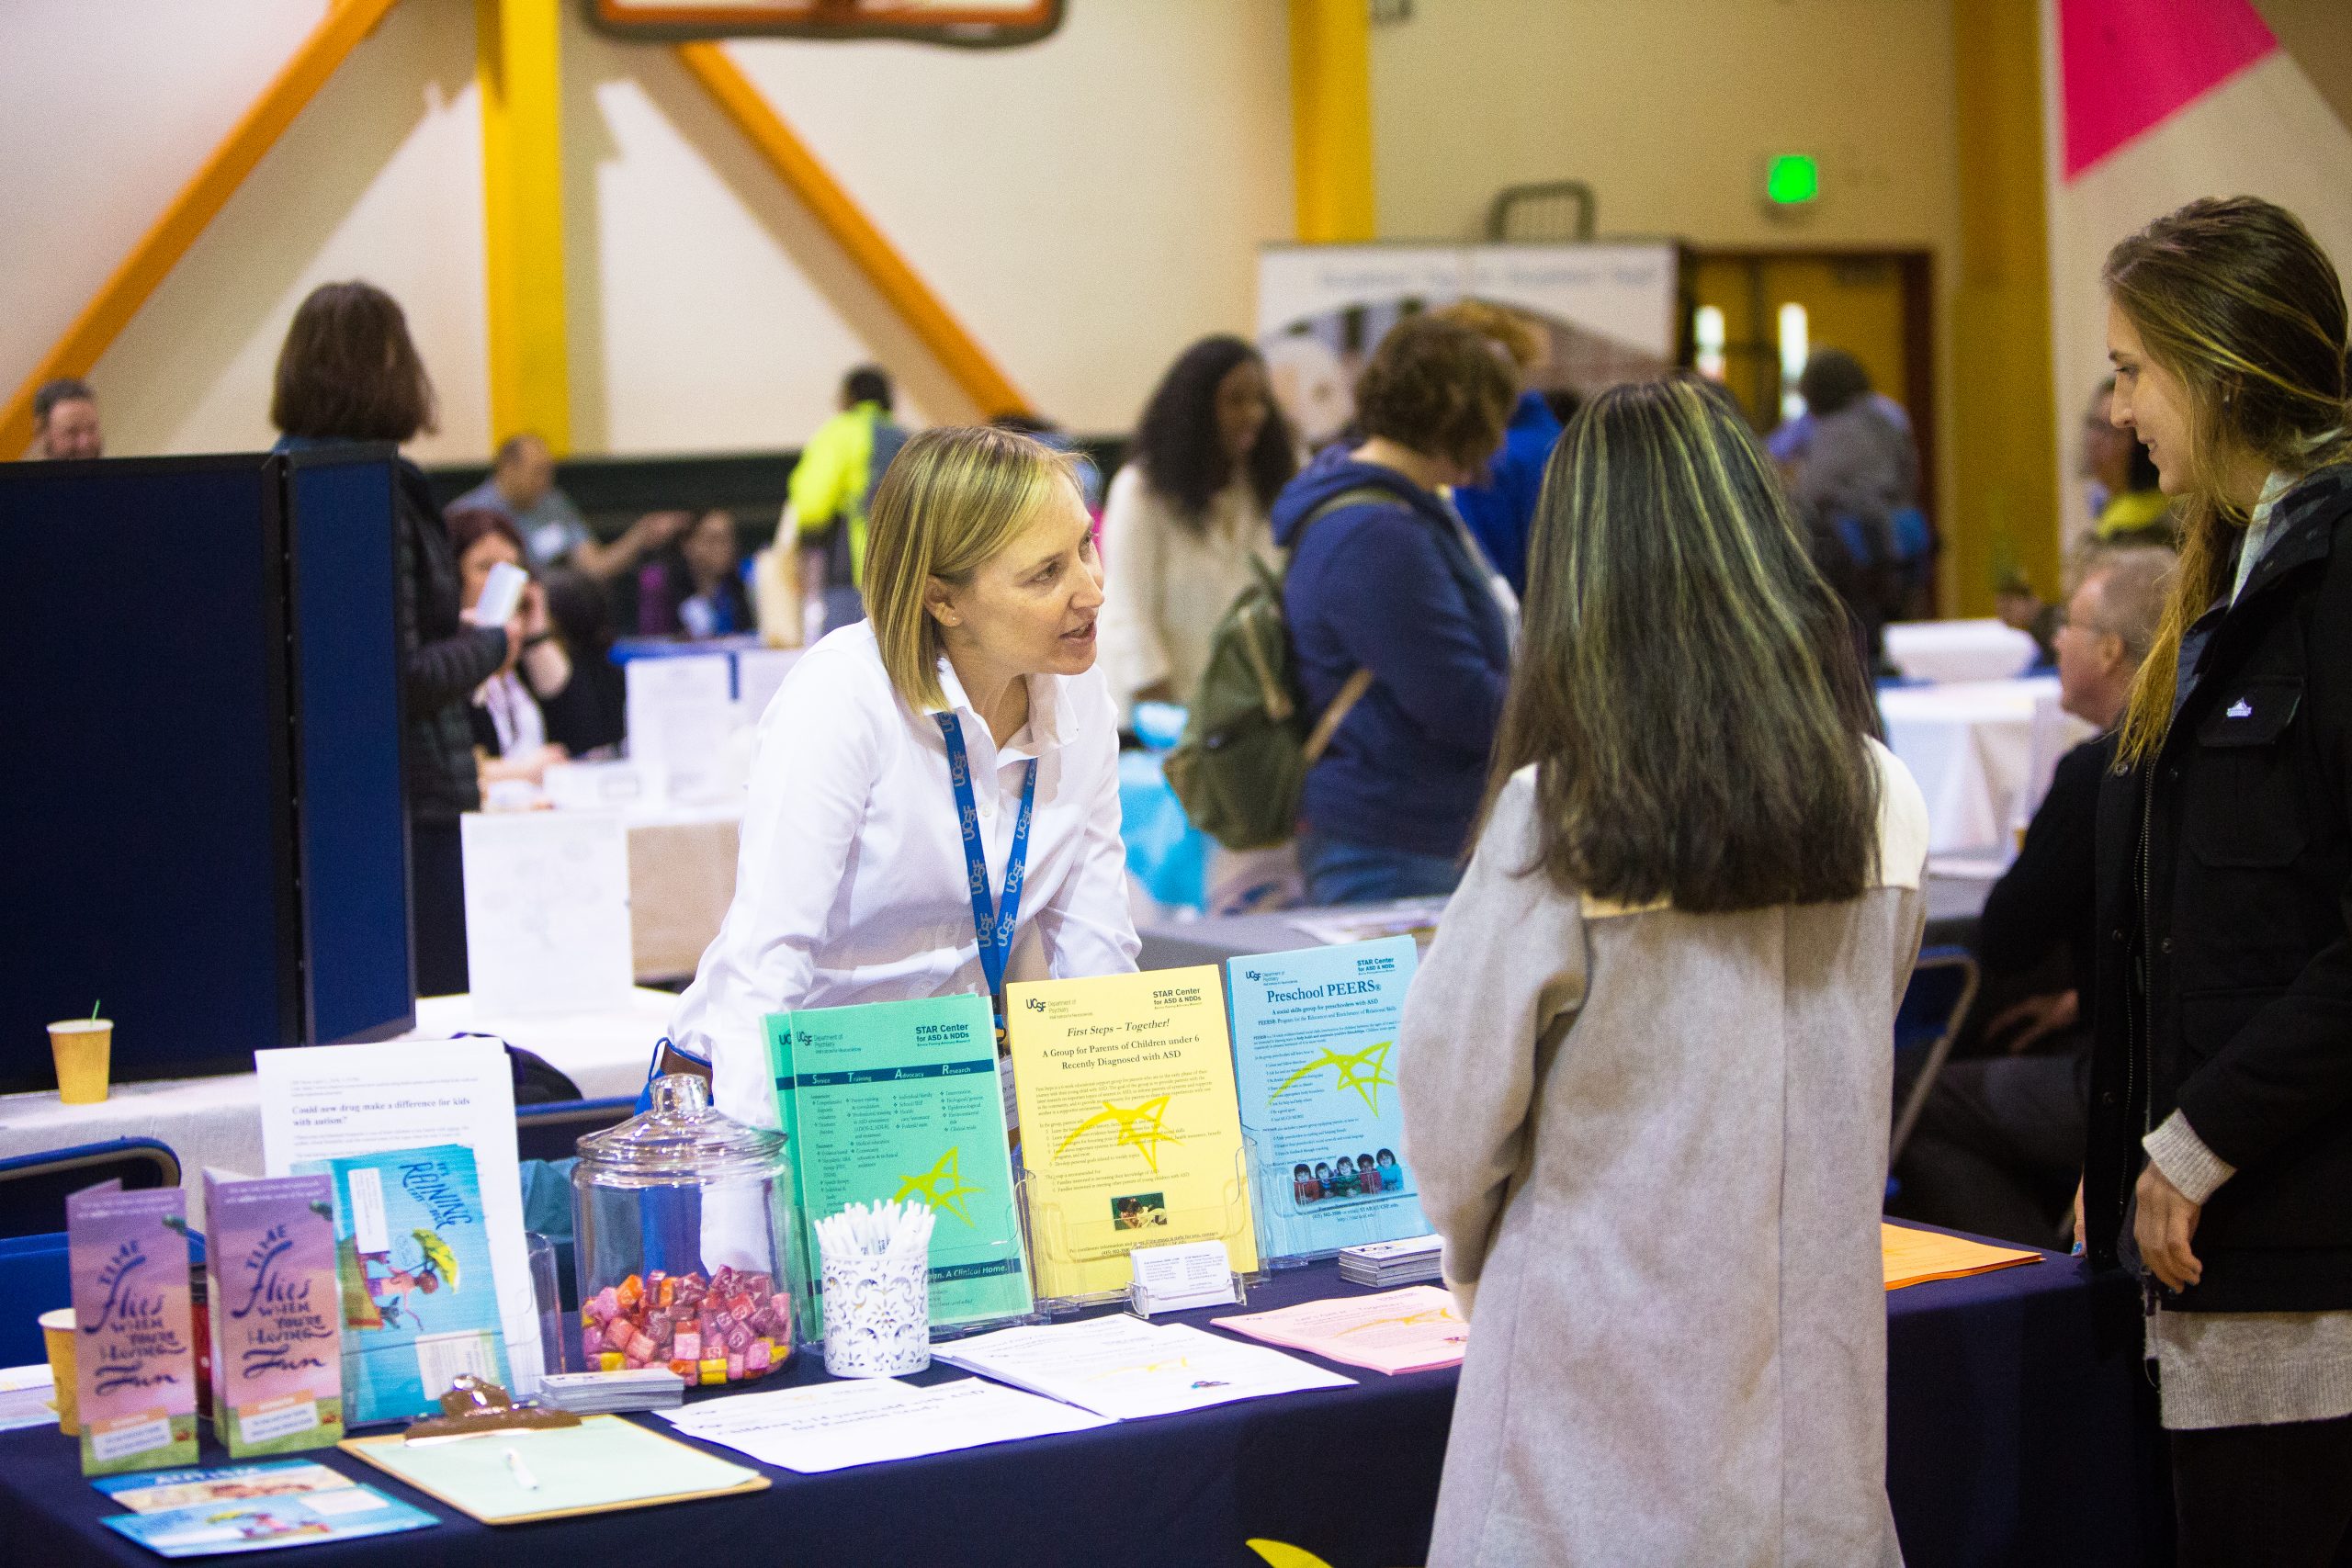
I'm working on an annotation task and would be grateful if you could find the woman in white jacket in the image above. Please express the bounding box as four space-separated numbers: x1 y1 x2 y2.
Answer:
1097 335 1296 720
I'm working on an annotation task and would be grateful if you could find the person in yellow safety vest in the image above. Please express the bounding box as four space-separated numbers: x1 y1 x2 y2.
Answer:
787 364 908 637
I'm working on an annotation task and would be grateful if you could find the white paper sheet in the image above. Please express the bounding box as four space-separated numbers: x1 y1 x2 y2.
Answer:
733 648 800 728
254 1040 543 1395
459 811 634 1017
660 1376 1109 1473
626 656 736 804
933 1314 1351 1420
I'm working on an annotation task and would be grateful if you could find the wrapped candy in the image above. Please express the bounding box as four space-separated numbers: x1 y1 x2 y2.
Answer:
573 1268 790 1387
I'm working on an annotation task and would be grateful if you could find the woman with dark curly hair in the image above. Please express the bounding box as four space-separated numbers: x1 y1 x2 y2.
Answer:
1097 335 1295 719
1273 314 1515 904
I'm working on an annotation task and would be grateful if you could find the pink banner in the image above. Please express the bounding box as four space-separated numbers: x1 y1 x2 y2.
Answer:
2060 0 2276 178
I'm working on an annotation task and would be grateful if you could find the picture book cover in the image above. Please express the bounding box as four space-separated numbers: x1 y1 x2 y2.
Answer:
96 1461 353 1514
765 994 1029 1335
292 1144 508 1426
1004 966 1259 1299
201 1172 345 1456
1226 938 1430 1259
66 1181 199 1475
101 1485 435 1556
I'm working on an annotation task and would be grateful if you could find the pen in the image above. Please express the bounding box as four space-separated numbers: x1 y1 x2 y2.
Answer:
503 1446 540 1492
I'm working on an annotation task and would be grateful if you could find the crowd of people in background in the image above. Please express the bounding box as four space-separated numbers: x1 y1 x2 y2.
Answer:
22 186 2352 1562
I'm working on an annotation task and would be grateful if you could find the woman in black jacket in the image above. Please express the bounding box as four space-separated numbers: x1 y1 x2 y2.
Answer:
272 282 517 997
2081 197 2352 1562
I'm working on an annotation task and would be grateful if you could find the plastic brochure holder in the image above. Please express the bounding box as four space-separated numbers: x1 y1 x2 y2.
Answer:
1016 1136 1264 1317
1247 1145 1429 1273
789 1185 1040 1351
1126 1255 1248 1317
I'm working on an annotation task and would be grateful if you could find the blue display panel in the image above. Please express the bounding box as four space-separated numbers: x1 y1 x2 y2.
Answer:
282 448 413 1043
0 457 299 1086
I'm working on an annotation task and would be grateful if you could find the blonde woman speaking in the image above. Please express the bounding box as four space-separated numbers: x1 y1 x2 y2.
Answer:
663 426 1139 1129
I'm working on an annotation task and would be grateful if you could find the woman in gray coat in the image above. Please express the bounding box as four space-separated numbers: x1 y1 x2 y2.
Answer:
1401 378 1928 1566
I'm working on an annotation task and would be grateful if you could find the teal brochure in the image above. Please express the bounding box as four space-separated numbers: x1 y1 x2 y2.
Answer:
765 995 1031 1336
100 1486 435 1556
1227 938 1430 1260
291 1144 509 1426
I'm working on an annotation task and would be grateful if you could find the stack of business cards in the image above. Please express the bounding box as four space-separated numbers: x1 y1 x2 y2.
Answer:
536 1369 685 1415
1338 1234 1444 1287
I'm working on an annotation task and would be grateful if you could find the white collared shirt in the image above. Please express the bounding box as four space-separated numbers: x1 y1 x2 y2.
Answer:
667 621 1140 1129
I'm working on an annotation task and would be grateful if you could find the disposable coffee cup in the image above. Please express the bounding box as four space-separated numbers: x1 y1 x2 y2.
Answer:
38 1308 78 1435
47 1019 111 1105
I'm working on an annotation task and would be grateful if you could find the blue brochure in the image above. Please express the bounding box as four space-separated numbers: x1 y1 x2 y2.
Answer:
1227 938 1430 1260
101 1485 435 1556
292 1144 509 1426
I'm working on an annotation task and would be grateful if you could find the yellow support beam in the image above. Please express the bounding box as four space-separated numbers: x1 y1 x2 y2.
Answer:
478 0 571 453
674 40 1030 420
1287 0 1376 243
1950 0 2059 615
2 0 401 457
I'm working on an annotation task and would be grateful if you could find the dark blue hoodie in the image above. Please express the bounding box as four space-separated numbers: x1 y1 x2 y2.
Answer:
1273 446 1512 859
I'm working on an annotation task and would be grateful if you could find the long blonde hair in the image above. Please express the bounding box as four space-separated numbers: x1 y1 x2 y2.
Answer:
861 425 1080 712
2105 197 2351 764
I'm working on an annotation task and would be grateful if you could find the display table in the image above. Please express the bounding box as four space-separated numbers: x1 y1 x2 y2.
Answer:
0 990 671 1226
1138 872 2001 973
0 1244 2159 1568
1879 677 2092 855
621 805 741 981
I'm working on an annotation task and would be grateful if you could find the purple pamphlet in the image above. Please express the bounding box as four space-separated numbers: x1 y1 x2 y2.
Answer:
66 1180 199 1475
202 1171 345 1456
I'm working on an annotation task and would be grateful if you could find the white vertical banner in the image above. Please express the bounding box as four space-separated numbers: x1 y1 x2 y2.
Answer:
460 811 634 1017
625 654 737 805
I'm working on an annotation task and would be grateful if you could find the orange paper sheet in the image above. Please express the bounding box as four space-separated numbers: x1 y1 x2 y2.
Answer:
1882 1222 2042 1291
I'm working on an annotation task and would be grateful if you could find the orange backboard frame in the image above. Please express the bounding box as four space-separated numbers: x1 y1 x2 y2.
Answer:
587 0 1061 45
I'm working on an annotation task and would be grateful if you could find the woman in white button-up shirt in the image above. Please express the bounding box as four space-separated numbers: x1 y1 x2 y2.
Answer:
665 427 1141 1129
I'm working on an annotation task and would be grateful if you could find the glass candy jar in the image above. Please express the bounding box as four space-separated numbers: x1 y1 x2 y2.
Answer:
571 1075 800 1386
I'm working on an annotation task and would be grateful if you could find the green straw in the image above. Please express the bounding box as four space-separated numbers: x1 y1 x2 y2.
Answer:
89 999 100 1021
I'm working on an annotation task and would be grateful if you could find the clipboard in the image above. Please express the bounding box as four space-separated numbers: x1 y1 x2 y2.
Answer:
338 1414 769 1525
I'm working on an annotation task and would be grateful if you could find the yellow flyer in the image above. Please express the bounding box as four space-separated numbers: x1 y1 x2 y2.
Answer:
1006 966 1260 1299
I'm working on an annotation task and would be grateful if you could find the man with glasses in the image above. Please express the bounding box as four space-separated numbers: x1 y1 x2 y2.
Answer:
1892 547 2174 1245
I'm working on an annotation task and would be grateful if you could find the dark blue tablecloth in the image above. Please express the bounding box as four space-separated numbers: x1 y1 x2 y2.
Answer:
0 1241 2162 1568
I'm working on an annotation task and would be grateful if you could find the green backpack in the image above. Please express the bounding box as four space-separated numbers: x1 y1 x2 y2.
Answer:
1162 490 1384 851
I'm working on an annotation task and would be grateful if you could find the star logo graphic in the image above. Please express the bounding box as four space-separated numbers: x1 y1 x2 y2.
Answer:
893 1146 983 1225
1052 1097 1184 1173
1269 1041 1396 1114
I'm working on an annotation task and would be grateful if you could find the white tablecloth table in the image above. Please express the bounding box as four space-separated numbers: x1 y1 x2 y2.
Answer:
1879 676 2093 854
624 803 741 981
0 988 674 1226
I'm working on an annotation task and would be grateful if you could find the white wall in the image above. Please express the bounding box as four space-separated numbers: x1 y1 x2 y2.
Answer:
3 0 1295 461
1366 0 1961 254
2043 39 2352 545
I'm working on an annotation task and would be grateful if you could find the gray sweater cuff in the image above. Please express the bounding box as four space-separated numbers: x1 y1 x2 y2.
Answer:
2144 1111 2236 1205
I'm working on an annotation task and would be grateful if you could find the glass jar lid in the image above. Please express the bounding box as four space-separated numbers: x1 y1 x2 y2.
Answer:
573 1074 786 1186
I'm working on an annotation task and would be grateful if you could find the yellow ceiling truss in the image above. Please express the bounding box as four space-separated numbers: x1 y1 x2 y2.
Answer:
3 0 1032 457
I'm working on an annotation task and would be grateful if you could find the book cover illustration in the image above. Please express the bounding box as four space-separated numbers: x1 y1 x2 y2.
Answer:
203 1172 345 1456
101 1485 435 1557
66 1181 200 1476
293 1144 509 1426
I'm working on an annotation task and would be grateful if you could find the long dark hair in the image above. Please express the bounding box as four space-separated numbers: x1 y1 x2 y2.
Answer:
1487 377 1882 913
2105 197 2351 763
1128 335 1295 532
272 281 436 443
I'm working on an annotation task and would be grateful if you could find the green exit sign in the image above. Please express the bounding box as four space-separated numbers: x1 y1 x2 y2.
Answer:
1766 154 1820 206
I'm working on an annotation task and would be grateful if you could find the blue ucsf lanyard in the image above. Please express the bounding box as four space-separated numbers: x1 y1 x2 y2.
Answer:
933 712 1037 1021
